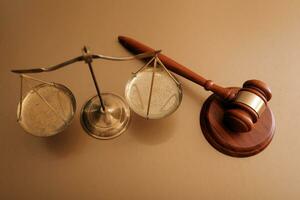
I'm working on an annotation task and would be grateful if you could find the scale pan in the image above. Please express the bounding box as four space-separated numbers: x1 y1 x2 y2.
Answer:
17 83 76 137
125 67 182 119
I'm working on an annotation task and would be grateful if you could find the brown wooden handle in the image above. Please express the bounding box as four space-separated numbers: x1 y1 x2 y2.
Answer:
118 36 235 100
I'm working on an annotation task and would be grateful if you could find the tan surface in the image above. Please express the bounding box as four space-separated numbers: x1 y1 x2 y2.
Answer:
1 0 300 199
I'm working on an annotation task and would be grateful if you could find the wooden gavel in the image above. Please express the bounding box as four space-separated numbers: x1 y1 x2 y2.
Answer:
118 36 272 133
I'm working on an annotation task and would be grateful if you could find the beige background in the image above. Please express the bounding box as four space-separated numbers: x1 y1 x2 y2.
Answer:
1 0 300 199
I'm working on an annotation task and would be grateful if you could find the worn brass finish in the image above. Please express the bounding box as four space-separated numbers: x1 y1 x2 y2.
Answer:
235 91 265 115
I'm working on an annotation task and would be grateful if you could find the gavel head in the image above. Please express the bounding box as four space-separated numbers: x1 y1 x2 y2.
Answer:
224 80 272 132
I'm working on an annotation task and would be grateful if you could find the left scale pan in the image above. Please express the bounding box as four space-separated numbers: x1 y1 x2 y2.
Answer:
17 81 76 137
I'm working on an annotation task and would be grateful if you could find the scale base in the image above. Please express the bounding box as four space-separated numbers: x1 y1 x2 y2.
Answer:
81 93 131 140
200 90 275 157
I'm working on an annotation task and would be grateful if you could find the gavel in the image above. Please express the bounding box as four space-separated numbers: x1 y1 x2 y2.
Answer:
118 36 272 133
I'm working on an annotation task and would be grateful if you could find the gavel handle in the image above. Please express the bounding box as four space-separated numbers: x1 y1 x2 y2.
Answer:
118 36 235 100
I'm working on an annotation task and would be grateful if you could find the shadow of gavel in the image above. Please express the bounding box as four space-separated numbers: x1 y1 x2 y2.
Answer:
118 36 272 133
118 35 275 157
